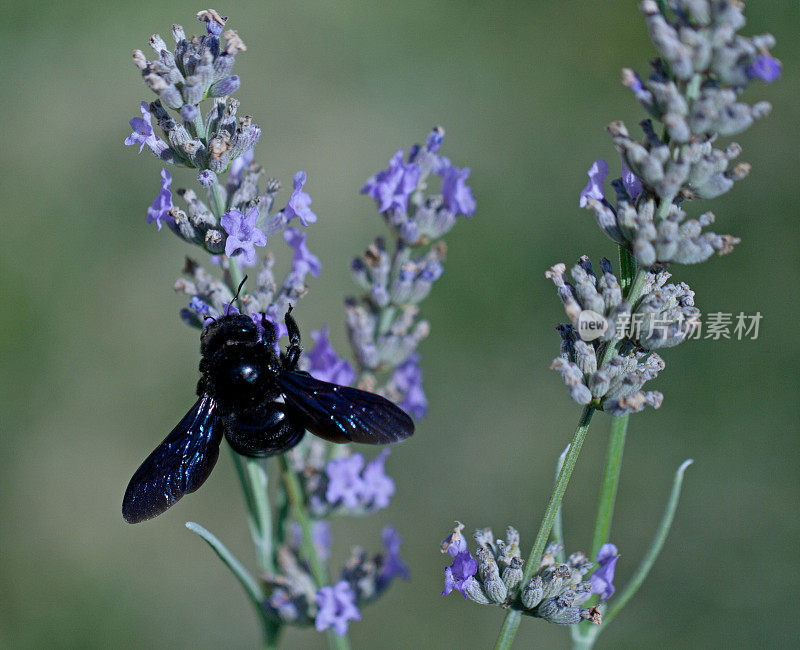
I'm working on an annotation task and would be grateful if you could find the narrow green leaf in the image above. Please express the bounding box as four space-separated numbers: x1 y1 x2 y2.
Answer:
603 459 694 626
186 521 265 605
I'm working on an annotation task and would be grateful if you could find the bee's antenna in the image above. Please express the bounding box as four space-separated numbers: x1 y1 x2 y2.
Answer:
228 275 248 315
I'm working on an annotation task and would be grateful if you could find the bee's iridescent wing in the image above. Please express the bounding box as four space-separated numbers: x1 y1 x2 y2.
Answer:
122 396 222 523
277 370 415 445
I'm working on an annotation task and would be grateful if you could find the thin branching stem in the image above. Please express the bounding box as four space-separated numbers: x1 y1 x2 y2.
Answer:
494 405 595 649
280 456 352 650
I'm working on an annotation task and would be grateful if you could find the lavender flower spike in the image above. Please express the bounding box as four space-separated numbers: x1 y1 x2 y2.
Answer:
589 543 620 601
315 581 361 636
284 171 317 226
220 206 267 266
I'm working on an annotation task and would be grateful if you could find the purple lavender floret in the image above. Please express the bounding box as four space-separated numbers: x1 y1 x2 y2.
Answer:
360 150 421 214
283 171 317 226
125 101 167 156
378 526 410 587
425 128 444 153
146 169 174 231
325 455 366 509
360 450 395 509
290 520 332 562
391 354 427 419
180 296 216 329
589 543 620 601
441 546 479 599
315 581 361 636
623 69 654 104
746 54 781 82
307 328 355 385
284 228 322 279
188 296 214 318
227 149 254 189
620 161 643 202
221 206 267 266
579 159 609 207
197 8 227 36
438 163 476 217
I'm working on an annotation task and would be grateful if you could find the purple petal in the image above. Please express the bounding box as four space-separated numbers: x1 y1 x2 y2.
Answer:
621 160 643 202
746 54 781 83
579 159 609 208
590 542 620 601
439 164 476 217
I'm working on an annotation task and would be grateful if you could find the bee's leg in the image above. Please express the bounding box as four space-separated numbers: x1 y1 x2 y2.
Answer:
284 306 303 369
260 313 276 349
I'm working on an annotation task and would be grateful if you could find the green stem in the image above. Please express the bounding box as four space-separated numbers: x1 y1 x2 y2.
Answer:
210 179 228 221
249 461 275 574
493 611 522 650
618 246 635 296
494 406 595 649
280 457 327 586
523 405 595 583
280 456 351 650
590 415 628 558
230 455 275 574
598 265 648 369
193 114 207 142
186 521 264 601
551 444 571 563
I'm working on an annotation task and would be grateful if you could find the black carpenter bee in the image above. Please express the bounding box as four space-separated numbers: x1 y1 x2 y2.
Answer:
122 299 414 524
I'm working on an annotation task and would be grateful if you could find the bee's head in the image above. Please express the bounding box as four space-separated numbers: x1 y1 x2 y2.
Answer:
199 276 257 355
200 313 259 357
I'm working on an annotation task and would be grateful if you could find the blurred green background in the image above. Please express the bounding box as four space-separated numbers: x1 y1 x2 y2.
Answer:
2 1 798 648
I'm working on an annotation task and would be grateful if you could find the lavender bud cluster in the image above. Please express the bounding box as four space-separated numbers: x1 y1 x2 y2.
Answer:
263 524 408 634
548 257 702 414
582 0 779 267
129 10 256 170
440 523 611 626
345 127 475 418
126 10 320 324
551 0 778 410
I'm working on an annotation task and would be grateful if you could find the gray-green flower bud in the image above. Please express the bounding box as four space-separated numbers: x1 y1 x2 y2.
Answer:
501 557 524 592
520 576 544 610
